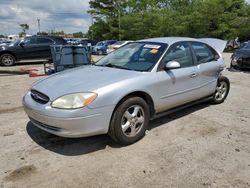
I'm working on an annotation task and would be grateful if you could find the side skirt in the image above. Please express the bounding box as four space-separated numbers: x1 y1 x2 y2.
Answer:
151 95 213 120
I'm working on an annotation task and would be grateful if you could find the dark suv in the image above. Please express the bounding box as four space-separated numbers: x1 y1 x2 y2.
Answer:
0 35 67 66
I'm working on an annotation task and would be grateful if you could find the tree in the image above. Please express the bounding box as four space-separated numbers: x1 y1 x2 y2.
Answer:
19 24 29 37
87 0 250 41
73 32 84 38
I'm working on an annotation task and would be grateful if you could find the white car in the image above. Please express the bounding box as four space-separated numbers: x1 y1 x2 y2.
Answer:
107 41 133 54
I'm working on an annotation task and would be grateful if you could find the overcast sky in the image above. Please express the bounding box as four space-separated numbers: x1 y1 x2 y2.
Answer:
0 0 90 35
0 0 250 35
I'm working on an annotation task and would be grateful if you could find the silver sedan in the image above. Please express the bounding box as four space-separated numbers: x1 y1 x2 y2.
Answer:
23 37 230 145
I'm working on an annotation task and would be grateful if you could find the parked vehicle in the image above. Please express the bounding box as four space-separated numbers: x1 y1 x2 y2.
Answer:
23 37 230 145
230 41 250 69
107 41 133 54
226 37 240 50
77 39 98 52
0 39 11 46
0 35 67 66
92 40 117 55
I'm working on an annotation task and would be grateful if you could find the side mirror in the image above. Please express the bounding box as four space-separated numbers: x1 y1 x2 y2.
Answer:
214 54 220 60
19 42 24 47
165 61 181 70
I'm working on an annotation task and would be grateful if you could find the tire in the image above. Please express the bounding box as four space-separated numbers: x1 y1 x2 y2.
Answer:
109 97 150 145
0 53 15 66
211 76 230 104
230 60 239 70
230 61 234 69
97 50 103 56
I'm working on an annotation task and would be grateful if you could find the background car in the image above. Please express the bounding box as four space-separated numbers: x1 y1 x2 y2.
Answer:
231 41 250 69
23 37 230 145
0 35 67 66
92 40 117 55
107 41 133 54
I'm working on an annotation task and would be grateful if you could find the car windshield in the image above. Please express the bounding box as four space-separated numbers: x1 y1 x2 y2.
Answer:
9 39 21 46
96 41 104 46
95 42 167 72
243 42 250 49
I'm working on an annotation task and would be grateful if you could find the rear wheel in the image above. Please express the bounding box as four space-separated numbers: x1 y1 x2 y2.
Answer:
109 97 150 145
211 76 230 104
0 53 15 66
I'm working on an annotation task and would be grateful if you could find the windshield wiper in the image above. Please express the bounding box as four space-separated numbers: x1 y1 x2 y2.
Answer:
96 63 131 70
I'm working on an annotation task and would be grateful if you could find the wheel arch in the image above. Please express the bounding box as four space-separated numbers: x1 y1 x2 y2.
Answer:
110 91 155 121
0 51 17 61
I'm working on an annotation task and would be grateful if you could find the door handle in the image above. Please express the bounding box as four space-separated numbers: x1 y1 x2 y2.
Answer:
190 72 198 78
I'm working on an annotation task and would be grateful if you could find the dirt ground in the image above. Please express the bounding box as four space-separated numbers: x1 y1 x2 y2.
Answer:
0 54 250 188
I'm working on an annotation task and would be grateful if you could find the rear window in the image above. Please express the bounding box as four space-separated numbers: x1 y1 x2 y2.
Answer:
51 37 67 44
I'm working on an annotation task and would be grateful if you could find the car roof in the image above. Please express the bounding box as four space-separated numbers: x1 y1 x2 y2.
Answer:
140 37 199 45
140 37 227 54
30 35 63 39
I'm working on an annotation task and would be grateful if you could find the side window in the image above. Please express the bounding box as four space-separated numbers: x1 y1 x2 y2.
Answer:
191 42 216 64
23 37 36 45
36 38 54 44
162 42 193 68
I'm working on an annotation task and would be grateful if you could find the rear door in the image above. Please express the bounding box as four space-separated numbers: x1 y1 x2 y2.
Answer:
36 37 55 59
156 42 202 112
190 41 222 97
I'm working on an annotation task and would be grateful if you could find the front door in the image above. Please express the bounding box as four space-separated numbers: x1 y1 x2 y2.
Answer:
18 37 40 59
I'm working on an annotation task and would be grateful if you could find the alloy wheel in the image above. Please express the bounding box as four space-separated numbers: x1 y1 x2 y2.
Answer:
121 105 145 137
215 81 228 101
1 54 14 66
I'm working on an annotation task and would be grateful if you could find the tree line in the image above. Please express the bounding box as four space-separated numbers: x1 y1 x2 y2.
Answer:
87 0 250 41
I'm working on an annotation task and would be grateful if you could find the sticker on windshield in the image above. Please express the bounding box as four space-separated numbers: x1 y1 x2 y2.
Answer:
149 49 158 54
144 44 161 49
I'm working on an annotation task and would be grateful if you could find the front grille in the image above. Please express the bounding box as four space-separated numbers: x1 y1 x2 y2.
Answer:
30 90 49 104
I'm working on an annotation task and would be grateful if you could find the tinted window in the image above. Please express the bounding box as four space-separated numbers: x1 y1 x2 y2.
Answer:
191 42 216 64
162 42 193 67
23 37 36 45
37 38 53 44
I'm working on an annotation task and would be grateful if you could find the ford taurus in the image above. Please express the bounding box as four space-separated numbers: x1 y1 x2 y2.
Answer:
23 37 230 145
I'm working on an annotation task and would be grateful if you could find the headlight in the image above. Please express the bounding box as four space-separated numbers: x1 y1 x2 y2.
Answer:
51 92 97 109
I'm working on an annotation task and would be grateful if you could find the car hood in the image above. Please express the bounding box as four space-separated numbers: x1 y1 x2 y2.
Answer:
32 65 141 101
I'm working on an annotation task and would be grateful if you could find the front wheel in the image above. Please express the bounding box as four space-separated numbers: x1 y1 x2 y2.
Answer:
97 50 103 56
109 97 150 145
0 53 15 66
211 76 230 104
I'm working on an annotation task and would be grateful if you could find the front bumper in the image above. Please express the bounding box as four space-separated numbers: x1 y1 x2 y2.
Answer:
23 91 115 138
231 57 250 69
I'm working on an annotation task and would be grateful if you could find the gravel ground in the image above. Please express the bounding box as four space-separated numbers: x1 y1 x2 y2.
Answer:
0 53 250 188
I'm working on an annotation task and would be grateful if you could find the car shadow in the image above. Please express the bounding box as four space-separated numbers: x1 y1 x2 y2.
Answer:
26 102 210 156
16 61 48 66
227 67 250 74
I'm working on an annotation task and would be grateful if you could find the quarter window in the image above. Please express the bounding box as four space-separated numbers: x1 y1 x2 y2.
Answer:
162 42 193 67
191 42 216 64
